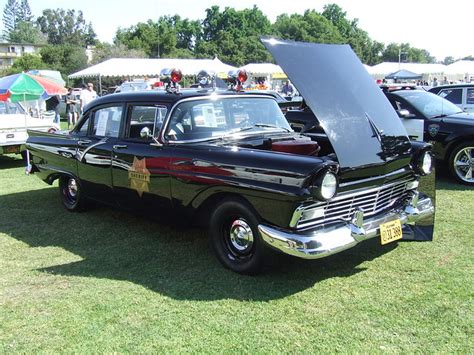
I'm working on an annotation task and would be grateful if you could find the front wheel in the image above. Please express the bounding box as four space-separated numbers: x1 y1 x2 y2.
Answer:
210 198 267 275
448 141 474 185
59 175 87 211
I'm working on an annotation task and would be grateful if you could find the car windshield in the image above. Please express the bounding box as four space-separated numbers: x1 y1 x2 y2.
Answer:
396 90 463 118
164 96 292 142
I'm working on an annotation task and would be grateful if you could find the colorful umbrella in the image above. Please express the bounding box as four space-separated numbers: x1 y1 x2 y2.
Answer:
0 72 67 102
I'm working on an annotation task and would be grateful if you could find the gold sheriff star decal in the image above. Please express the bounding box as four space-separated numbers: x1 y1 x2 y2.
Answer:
128 157 151 197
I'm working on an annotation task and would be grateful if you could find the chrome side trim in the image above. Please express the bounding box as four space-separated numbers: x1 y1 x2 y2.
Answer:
259 195 434 260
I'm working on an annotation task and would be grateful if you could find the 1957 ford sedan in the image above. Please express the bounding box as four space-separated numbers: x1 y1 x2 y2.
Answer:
26 39 435 274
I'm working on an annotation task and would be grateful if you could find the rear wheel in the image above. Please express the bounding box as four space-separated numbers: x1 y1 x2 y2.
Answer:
59 175 87 211
210 198 267 275
448 141 474 185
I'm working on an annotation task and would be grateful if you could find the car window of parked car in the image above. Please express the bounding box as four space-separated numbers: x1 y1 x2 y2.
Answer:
467 89 474 105
0 101 22 115
438 88 463 104
394 91 463 118
91 105 123 138
76 114 91 136
165 97 291 142
127 105 167 140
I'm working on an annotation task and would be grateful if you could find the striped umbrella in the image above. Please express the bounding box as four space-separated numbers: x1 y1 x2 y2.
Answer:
0 72 67 102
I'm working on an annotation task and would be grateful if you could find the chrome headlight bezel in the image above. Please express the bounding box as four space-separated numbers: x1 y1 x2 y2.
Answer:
419 151 433 175
312 170 338 201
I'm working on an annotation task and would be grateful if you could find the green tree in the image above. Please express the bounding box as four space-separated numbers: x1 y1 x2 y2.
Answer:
196 5 273 65
37 9 97 46
273 10 342 44
322 4 383 65
17 0 33 22
2 0 19 40
40 44 88 76
9 21 46 44
443 56 455 65
382 43 435 63
91 43 147 64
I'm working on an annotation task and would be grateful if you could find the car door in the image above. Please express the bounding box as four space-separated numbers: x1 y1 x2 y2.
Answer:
465 88 474 113
112 103 172 212
76 104 124 205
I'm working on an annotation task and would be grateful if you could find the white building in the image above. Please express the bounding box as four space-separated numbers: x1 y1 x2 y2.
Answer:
0 42 43 70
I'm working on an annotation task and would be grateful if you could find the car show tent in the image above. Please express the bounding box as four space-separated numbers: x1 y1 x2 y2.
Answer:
367 62 446 81
385 69 423 80
68 57 238 91
444 60 474 81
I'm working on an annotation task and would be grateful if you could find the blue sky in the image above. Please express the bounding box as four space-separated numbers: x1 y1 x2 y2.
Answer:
3 0 473 61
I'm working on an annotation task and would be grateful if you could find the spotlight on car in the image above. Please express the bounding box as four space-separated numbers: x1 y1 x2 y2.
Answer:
160 68 182 93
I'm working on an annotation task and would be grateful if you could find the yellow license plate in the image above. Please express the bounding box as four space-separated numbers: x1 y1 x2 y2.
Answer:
380 219 403 245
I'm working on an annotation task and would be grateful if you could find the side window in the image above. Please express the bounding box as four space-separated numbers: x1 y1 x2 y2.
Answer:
466 89 474 105
438 89 462 104
127 105 167 140
76 115 91 136
91 106 123 138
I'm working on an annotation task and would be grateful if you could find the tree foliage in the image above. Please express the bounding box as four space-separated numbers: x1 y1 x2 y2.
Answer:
91 43 147 64
40 44 88 76
3 53 45 75
382 43 435 63
8 21 46 44
36 9 97 46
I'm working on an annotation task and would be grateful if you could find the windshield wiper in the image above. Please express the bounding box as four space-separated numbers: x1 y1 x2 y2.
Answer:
431 114 448 118
252 123 291 132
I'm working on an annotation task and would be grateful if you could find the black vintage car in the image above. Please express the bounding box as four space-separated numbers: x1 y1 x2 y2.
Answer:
384 89 474 185
26 39 435 274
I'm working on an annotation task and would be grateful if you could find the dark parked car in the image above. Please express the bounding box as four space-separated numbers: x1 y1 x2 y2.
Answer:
429 83 474 113
384 89 474 185
25 39 435 274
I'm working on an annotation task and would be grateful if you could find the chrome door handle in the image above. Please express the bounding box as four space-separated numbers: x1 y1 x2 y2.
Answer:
113 144 128 149
77 139 92 146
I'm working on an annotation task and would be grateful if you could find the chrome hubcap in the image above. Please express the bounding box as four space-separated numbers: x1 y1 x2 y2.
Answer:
67 178 78 198
454 147 474 183
229 219 254 252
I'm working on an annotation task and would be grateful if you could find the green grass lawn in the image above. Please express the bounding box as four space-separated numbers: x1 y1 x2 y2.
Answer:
0 155 472 352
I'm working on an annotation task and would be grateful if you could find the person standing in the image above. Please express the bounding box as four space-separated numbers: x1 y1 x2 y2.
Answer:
80 82 97 113
46 94 61 125
281 80 294 97
65 88 78 128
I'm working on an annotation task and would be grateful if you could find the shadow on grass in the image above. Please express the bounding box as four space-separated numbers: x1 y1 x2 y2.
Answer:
0 155 25 169
0 188 398 301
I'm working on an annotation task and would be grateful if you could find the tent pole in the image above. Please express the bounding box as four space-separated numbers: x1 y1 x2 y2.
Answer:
98 74 102 95
24 92 31 175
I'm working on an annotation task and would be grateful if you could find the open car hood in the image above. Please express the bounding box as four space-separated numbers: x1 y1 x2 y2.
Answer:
262 38 411 170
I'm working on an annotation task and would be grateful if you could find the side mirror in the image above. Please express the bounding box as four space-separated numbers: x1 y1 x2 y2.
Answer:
397 109 415 118
140 126 152 138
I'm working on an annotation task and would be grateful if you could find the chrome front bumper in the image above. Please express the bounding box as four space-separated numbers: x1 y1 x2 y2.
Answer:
258 193 434 259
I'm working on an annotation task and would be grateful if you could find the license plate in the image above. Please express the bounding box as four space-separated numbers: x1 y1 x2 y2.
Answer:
4 145 20 154
380 219 403 245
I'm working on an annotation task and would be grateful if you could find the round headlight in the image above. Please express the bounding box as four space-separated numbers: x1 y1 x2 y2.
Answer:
318 171 338 200
421 151 433 175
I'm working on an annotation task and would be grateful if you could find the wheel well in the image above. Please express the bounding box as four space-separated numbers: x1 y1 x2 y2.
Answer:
446 136 474 161
192 192 257 228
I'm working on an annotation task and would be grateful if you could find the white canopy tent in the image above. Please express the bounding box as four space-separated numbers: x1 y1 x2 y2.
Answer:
68 57 237 91
367 62 446 81
444 60 474 81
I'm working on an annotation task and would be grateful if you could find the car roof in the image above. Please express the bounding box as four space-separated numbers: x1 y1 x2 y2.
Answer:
89 89 276 107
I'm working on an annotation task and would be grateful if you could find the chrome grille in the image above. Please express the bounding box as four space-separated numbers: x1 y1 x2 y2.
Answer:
296 177 415 230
